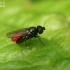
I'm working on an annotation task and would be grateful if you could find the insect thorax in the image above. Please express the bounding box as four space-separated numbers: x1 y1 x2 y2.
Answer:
26 27 37 37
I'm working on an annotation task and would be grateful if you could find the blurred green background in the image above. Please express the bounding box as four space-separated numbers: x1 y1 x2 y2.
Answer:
0 0 70 70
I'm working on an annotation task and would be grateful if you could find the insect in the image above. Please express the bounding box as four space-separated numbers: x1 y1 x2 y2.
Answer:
6 25 45 44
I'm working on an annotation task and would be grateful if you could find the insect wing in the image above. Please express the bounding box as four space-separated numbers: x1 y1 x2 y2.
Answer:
6 28 27 38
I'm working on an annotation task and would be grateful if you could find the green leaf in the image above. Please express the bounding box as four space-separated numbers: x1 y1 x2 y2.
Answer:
0 0 70 70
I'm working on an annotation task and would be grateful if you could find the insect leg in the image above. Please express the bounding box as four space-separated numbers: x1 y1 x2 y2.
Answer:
36 36 45 45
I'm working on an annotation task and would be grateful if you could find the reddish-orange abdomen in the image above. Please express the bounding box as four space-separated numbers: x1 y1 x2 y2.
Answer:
12 36 21 42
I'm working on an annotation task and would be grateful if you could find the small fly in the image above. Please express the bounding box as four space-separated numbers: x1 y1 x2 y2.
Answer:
6 25 45 44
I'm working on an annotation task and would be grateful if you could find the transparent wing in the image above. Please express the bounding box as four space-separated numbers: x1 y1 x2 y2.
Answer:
6 28 27 38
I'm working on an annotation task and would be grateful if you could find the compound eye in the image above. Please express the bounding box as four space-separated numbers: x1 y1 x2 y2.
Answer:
37 26 45 34
38 28 42 32
38 30 43 34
